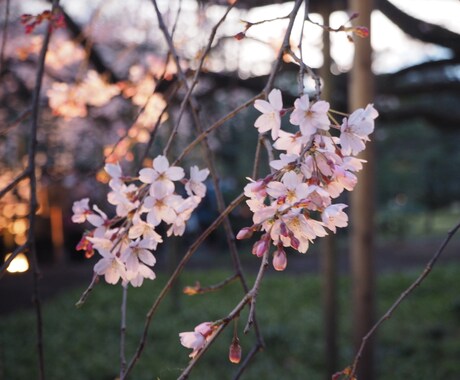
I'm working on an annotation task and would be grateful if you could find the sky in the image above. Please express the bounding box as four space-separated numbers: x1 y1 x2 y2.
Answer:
14 0 460 75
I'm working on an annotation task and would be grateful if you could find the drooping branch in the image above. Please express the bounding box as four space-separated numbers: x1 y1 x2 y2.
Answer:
346 219 460 379
27 1 61 379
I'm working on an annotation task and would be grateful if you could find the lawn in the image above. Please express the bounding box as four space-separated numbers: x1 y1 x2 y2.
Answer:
1 264 459 379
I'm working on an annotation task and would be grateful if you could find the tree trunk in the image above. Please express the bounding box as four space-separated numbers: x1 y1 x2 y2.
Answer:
348 0 375 379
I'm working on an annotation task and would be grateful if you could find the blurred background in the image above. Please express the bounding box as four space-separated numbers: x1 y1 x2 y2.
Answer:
0 0 459 379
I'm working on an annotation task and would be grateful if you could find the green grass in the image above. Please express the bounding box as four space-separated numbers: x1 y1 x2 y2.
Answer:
1 265 460 380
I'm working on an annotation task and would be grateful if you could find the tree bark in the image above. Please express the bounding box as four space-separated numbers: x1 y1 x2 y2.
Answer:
348 0 375 379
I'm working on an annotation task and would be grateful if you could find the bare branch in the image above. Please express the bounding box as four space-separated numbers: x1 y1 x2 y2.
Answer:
120 285 128 380
0 243 29 279
0 108 32 137
26 2 61 378
0 169 30 200
346 220 460 379
178 248 270 380
124 192 246 377
75 273 99 308
183 274 239 296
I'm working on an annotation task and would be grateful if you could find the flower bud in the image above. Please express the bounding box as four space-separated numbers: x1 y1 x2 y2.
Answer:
272 247 287 271
280 222 289 237
289 234 300 250
236 227 253 240
229 338 242 364
252 239 267 258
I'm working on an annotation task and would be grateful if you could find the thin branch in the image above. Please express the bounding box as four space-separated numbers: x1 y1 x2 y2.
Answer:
154 0 238 157
178 248 270 380
75 273 99 308
0 108 32 137
297 0 308 94
183 273 239 295
264 0 303 94
347 220 460 379
244 248 269 334
123 192 246 377
0 243 29 279
286 47 321 98
0 169 30 200
232 342 264 380
173 93 262 165
27 2 60 379
151 0 268 373
120 285 128 380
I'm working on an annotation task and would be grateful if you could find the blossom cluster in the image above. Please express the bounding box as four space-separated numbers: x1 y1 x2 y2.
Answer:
238 89 378 270
47 70 121 119
72 155 209 287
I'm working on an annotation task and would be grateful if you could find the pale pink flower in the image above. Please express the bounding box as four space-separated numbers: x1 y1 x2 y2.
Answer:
107 182 139 217
266 171 309 207
126 263 156 287
122 238 157 274
144 187 181 226
244 179 267 201
246 198 277 225
322 204 348 233
305 185 332 210
93 250 126 285
179 322 215 358
167 196 201 237
269 153 298 171
273 130 310 155
185 166 209 198
128 213 163 246
290 95 330 137
86 205 108 228
254 89 283 140
71 198 90 223
139 155 184 195
340 104 378 156
331 166 357 192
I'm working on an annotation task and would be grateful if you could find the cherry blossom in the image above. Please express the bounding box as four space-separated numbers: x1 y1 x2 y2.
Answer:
340 104 378 155
185 166 210 198
179 322 215 358
73 155 208 287
290 94 330 137
238 88 377 271
254 88 283 139
71 198 91 223
322 204 348 233
139 155 184 194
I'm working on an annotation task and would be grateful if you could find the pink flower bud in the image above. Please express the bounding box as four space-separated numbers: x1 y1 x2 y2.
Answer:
280 222 289 237
229 338 242 364
252 239 268 258
273 247 287 271
290 234 300 250
236 227 253 240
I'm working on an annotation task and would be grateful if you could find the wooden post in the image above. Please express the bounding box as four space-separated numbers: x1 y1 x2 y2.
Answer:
348 0 376 379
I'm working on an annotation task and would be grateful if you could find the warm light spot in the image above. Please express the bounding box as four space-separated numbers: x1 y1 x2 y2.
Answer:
3 204 16 218
13 219 28 235
14 234 27 245
5 253 29 273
